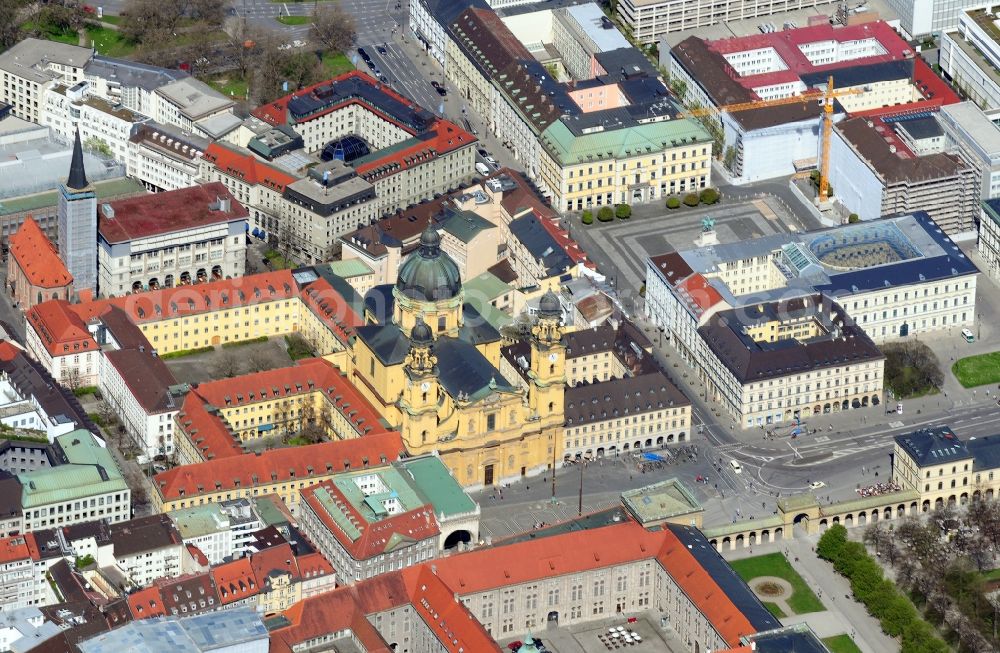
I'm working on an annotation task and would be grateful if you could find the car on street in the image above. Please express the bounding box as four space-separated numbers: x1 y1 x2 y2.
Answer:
962 327 975 343
729 460 743 474
477 148 488 158
485 155 498 168
476 162 490 175
436 86 447 96
357 47 371 61
379 75 388 83
377 45 388 54
809 481 826 489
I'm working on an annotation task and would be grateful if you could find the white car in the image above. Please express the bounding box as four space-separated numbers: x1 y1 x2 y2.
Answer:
809 481 826 489
485 155 498 168
729 460 743 474
962 328 975 343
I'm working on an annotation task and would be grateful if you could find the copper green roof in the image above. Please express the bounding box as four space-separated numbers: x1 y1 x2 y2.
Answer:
19 430 127 508
540 118 712 166
0 177 144 216
400 455 477 519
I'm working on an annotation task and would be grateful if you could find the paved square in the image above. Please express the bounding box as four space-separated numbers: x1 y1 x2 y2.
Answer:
566 198 802 293
507 614 685 653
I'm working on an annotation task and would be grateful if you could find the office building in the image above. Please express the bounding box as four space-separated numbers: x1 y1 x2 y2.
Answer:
939 102 1000 200
980 197 1000 282
96 182 248 297
78 608 268 653
942 8 1000 110
884 0 987 37
128 122 209 192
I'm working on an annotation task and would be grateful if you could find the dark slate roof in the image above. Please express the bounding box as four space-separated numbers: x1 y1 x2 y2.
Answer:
66 129 89 190
509 212 574 278
424 0 485 27
836 117 969 184
363 284 396 324
967 435 1000 472
434 337 515 398
0 471 21 519
0 344 91 433
108 514 181 557
564 371 688 426
894 426 971 466
287 77 434 132
815 213 978 296
85 55 189 91
800 59 914 90
896 115 945 140
594 47 659 82
314 266 366 318
747 626 830 653
487 259 518 284
697 295 883 383
563 323 617 359
355 324 411 366
459 305 502 345
666 523 781 632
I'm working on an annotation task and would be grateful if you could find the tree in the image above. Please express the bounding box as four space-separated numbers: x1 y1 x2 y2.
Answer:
186 0 227 27
848 213 860 223
250 34 326 105
699 188 720 205
0 0 23 51
84 135 113 158
581 210 593 225
682 193 699 207
817 523 848 561
723 146 736 171
615 204 631 219
669 77 687 102
882 341 944 398
120 0 184 43
61 366 82 392
227 20 264 80
597 206 614 222
244 348 271 374
666 197 680 209
212 351 241 378
310 4 357 53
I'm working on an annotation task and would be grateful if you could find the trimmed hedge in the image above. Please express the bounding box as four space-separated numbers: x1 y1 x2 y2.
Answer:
222 336 269 349
817 525 948 653
683 193 699 207
615 203 631 219
73 385 99 397
160 346 215 359
597 206 614 222
581 210 594 225
700 188 720 205
666 197 680 209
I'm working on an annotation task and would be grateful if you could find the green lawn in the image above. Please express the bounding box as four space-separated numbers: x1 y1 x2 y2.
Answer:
729 553 825 615
822 635 863 653
322 51 355 77
85 25 135 56
981 567 1000 582
762 602 787 619
99 14 123 25
953 351 1000 388
277 15 311 25
22 22 79 45
209 76 249 100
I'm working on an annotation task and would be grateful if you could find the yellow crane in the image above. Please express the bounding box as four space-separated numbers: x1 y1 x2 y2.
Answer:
681 76 863 203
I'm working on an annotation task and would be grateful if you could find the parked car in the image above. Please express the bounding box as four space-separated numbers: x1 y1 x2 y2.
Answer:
484 155 497 168
476 162 490 175
377 45 388 54
729 460 743 474
962 327 975 343
357 47 371 61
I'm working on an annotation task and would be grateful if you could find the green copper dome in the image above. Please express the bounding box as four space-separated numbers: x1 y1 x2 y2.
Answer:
396 226 462 301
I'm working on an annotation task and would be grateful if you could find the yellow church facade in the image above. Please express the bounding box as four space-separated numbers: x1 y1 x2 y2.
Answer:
349 227 565 488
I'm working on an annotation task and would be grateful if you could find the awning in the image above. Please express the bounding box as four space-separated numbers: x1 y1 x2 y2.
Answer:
252 228 261 237
258 423 274 432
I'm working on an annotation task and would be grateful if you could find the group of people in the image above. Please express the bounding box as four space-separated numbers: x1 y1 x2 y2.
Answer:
856 481 901 497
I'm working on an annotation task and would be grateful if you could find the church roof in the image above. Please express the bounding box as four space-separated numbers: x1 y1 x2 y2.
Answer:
66 129 89 190
434 338 516 400
355 324 412 366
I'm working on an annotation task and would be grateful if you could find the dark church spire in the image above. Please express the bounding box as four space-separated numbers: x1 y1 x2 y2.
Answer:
65 128 89 190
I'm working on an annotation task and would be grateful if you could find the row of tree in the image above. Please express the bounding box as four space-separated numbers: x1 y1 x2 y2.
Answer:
864 502 1000 652
817 524 951 653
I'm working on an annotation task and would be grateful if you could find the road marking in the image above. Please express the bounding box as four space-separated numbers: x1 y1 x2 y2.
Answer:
788 440 802 459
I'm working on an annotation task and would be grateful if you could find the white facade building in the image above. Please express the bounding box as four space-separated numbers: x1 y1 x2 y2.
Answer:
42 82 148 163
941 9 1000 110
109 515 184 587
169 499 265 565
128 122 208 192
939 101 1000 200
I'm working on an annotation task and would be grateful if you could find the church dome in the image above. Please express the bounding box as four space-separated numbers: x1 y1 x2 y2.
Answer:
410 318 433 344
538 289 561 317
395 226 462 301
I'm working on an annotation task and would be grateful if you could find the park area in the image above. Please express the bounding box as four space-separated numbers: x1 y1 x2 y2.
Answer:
729 552 825 618
952 351 1000 388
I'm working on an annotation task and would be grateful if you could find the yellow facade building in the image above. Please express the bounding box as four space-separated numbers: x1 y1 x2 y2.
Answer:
350 227 566 488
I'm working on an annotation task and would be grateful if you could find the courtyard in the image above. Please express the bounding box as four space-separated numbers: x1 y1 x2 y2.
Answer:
502 613 686 653
161 337 295 385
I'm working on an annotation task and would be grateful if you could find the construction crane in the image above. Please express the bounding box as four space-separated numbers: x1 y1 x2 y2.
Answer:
681 76 862 203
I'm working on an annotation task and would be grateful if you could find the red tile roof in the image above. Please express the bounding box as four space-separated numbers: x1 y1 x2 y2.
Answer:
153 431 405 502
536 212 592 269
850 57 960 119
354 119 476 179
211 557 259 605
250 541 300 585
186 543 209 568
676 273 725 317
69 269 300 326
9 217 72 289
99 182 249 244
648 252 694 287
301 480 440 562
175 357 386 461
126 586 167 618
26 300 97 356
202 142 297 192
296 551 334 580
0 535 30 564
